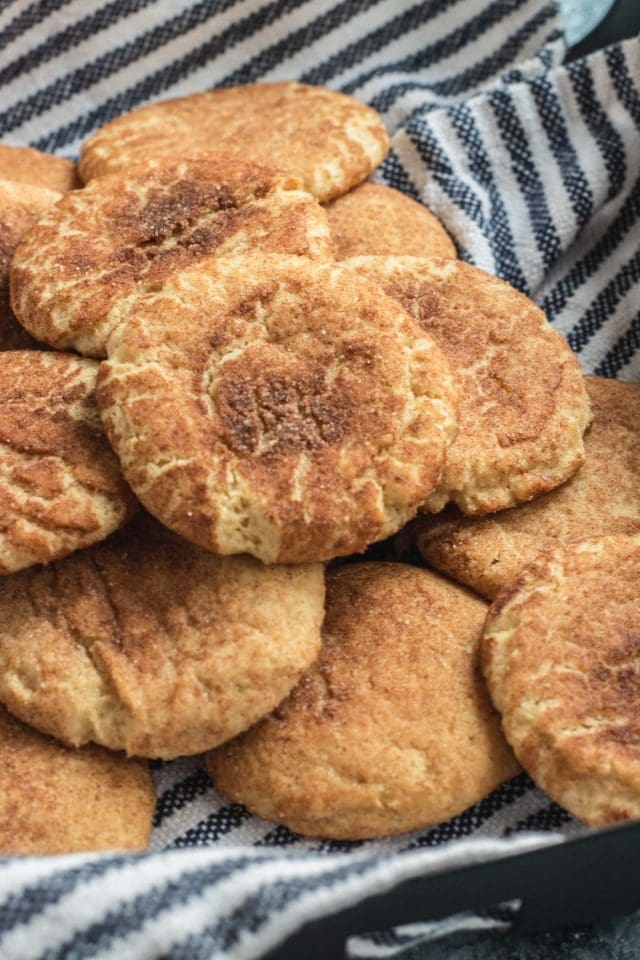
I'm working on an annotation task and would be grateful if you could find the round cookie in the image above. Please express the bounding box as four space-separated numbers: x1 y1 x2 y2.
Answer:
0 144 78 193
0 518 325 759
10 152 333 358
208 562 519 840
415 376 640 599
325 183 456 260
482 535 640 827
347 256 590 515
79 82 390 201
0 351 136 574
97 255 458 564
0 705 154 855
0 179 61 350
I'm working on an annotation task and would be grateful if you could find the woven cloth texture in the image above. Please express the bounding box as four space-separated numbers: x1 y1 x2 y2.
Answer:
0 1 638 957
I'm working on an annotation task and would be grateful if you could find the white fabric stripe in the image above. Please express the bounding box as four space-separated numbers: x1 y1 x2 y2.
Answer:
548 231 640 343
150 762 214 852
151 797 244 851
93 851 358 960
0 0 158 81
510 82 579 295
539 40 640 323
257 0 403 83
0 2 21 33
543 225 640 342
55 0 334 157
346 0 544 94
368 16 564 130
4 0 557 152
161 801 336 853
143 770 556 899
350 1 560 123
161 786 561 895
0 0 83 64
577 282 640 372
0 0 79 48
7 0 322 148
143 0 380 96
468 92 541 287
0 0 186 111
545 53 610 206
0 848 277 960
149 804 221 852
264 0 472 88
591 39 640 171
348 916 512 957
391 123 497 272
616 348 640 382
0 850 108 903
31 836 556 960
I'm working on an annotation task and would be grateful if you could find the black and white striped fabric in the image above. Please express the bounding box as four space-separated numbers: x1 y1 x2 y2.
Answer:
0 1 638 957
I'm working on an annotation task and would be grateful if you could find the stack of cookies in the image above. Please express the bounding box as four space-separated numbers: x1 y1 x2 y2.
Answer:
0 81 637 855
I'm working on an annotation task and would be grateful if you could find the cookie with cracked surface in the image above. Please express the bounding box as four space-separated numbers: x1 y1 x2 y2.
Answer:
79 82 390 201
482 535 640 827
347 256 590 515
208 562 519 840
325 183 456 260
0 144 79 193
0 518 325 759
415 377 640 599
0 351 136 574
0 179 61 351
10 152 332 358
97 255 457 564
0 705 153 855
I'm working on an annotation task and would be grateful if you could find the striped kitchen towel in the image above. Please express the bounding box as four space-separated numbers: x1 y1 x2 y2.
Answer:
0 1 638 958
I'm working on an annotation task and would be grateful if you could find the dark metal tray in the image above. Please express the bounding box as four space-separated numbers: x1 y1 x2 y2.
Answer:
268 820 640 958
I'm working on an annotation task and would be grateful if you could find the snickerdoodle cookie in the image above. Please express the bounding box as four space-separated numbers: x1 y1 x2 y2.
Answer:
0 179 61 350
10 152 332 357
0 518 324 759
79 82 390 201
0 705 154 855
0 351 135 574
97 255 457 564
482 535 640 827
416 377 640 598
347 256 590 514
0 144 78 193
208 562 519 839
326 183 456 260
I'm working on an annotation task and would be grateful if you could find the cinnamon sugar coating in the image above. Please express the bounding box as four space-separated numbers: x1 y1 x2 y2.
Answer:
0 179 61 350
11 152 332 357
326 183 456 260
0 705 153 855
348 256 590 515
0 518 324 758
97 255 458 564
209 563 518 839
0 350 136 573
0 144 78 193
79 82 390 201
416 377 640 598
483 535 640 826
